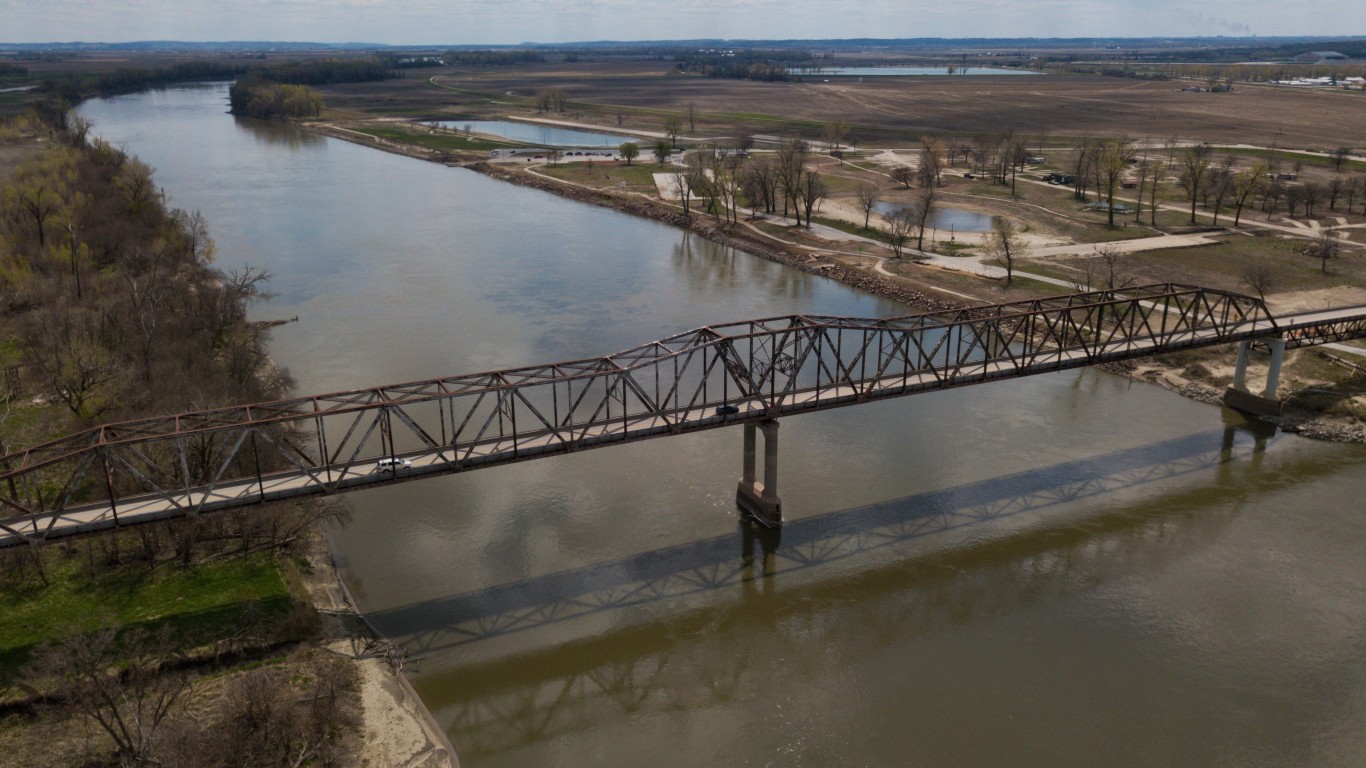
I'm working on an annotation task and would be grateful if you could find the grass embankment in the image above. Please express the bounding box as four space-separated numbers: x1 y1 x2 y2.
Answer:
0 548 295 681
537 161 664 188
349 123 511 153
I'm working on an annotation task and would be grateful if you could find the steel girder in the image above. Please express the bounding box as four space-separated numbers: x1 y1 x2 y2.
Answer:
0 283 1310 547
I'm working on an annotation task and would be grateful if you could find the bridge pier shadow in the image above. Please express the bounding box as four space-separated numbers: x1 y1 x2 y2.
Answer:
740 516 782 597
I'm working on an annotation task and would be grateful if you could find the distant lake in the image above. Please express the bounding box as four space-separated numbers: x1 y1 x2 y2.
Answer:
795 66 1040 77
431 119 636 147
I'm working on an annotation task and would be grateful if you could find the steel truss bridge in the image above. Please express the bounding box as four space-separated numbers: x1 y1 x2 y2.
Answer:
3 283 1365 547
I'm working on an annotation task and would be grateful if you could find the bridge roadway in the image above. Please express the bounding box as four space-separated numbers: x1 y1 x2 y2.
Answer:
2 284 1365 547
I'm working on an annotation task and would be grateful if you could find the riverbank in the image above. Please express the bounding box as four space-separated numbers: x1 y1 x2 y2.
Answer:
297 525 458 768
299 119 1365 444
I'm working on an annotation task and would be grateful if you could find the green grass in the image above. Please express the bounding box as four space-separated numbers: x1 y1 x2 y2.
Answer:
1212 146 1366 172
1136 235 1365 292
351 124 510 152
932 240 978 255
0 338 22 368
811 214 881 239
0 549 292 677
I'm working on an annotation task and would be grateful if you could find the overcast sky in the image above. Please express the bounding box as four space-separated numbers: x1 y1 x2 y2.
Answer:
5 0 1363 45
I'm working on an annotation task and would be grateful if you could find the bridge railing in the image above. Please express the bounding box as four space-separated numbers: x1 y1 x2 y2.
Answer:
0 284 1283 545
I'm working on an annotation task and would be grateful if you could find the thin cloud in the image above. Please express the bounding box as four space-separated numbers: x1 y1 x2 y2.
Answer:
3 0 1363 44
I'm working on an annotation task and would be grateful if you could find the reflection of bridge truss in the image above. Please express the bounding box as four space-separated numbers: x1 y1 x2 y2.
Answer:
375 426 1264 656
3 284 1306 546
423 425 1360 760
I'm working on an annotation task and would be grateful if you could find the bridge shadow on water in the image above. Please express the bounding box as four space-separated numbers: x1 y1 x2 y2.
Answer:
369 416 1283 660
397 417 1366 760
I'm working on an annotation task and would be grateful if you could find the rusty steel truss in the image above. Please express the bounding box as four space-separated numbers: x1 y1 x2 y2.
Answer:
3 282 1360 547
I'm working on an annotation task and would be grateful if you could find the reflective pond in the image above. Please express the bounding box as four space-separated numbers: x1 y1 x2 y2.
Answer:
431 119 636 147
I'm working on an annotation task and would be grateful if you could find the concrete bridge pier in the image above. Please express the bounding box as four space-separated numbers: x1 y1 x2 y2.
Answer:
1223 338 1287 416
737 420 782 527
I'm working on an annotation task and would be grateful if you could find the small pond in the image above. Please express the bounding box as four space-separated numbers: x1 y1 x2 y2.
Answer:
874 202 999 232
430 119 636 147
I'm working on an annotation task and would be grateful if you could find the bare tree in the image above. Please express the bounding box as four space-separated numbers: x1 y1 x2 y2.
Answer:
882 208 916 260
796 169 828 228
1098 139 1136 227
1331 146 1352 172
1070 137 1097 201
686 102 698 132
1303 183 1321 217
26 314 123 418
1092 243 1135 290
664 116 683 148
1205 158 1236 226
985 218 1028 288
890 166 914 189
823 118 849 150
1133 157 1150 224
1240 261 1279 302
1146 160 1162 226
911 183 936 251
741 155 779 215
32 627 191 766
734 132 755 156
856 182 882 229
1005 135 1030 196
775 136 809 221
1327 176 1345 210
1302 230 1340 274
1230 163 1267 226
1181 143 1213 224
670 170 693 215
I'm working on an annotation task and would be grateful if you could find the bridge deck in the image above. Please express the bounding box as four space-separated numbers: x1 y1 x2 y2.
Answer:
3 284 1365 547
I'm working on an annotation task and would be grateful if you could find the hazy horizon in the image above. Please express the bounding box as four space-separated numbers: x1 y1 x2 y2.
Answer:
5 1 1364 48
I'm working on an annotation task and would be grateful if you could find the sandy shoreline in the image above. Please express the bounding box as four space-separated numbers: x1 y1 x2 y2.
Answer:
298 526 459 768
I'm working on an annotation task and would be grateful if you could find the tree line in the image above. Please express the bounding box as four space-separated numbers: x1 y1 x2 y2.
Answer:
228 76 324 119
675 49 813 82
1 109 287 439
1 107 368 768
440 49 546 68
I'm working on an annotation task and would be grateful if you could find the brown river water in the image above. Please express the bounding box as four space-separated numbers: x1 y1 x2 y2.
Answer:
79 85 1366 768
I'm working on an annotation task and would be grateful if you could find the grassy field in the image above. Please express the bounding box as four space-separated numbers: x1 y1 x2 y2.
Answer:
323 61 1366 151
346 123 510 152
0 547 297 679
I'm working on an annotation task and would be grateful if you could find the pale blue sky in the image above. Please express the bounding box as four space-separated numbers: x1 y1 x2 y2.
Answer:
4 0 1362 45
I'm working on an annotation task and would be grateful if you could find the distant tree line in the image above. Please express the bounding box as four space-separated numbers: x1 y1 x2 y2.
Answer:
441 49 546 67
675 50 813 81
0 62 28 78
38 60 248 104
246 56 395 86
